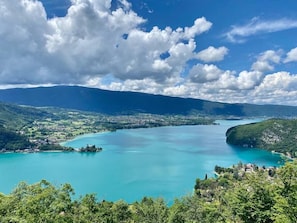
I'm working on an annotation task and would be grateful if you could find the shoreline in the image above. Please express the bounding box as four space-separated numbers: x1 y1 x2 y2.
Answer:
57 118 220 146
271 150 294 161
4 119 295 159
0 149 103 154
59 130 110 145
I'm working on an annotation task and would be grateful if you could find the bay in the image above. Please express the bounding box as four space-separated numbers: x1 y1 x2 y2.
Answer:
0 119 283 203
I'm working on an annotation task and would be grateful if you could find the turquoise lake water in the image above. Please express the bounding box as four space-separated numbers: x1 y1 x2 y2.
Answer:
0 119 284 203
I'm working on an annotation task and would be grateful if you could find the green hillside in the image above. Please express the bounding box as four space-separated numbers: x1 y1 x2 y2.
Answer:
0 102 214 151
0 126 33 151
0 102 51 131
226 119 297 158
0 103 52 151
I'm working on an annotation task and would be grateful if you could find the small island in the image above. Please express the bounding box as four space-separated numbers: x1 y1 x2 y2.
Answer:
79 145 103 152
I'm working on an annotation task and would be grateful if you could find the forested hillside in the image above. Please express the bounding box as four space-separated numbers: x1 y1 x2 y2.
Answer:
0 102 51 130
0 103 50 151
226 118 297 158
0 161 296 222
0 126 32 151
1 86 297 117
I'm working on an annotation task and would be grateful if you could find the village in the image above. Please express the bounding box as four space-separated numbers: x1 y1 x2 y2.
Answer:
20 108 214 145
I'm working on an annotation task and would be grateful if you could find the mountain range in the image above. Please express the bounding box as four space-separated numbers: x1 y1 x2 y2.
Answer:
0 86 296 117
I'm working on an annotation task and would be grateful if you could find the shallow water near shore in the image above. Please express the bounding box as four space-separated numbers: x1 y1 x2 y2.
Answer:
0 119 283 203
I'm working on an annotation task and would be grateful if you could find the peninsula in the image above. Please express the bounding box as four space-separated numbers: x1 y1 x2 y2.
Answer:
226 118 297 158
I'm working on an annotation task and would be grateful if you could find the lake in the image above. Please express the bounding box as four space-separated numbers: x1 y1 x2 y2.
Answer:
0 119 284 203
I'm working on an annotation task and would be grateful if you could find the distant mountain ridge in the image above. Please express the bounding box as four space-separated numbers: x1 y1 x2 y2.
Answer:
0 86 296 117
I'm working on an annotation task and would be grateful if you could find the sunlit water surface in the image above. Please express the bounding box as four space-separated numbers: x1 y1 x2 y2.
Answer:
0 119 283 203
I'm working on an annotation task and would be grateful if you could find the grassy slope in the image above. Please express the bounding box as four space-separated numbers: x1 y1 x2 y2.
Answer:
0 102 51 130
0 103 52 151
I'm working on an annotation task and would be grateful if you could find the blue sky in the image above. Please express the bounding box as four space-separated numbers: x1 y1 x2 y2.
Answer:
2 0 297 105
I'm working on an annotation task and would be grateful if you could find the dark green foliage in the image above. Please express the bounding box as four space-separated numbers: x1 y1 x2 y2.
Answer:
132 197 168 223
0 102 51 131
228 172 276 223
226 118 297 157
0 180 74 222
167 199 187 223
38 144 74 151
111 200 132 223
0 126 32 151
215 165 234 174
79 145 102 152
182 195 225 223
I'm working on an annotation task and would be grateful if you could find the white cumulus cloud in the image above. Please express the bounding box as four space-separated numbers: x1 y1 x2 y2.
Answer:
183 17 212 39
3 0 297 106
251 50 281 73
189 64 223 83
284 47 297 63
250 71 297 104
196 46 229 63
0 0 212 86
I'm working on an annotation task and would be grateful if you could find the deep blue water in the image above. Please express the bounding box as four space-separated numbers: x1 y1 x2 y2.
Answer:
0 119 283 203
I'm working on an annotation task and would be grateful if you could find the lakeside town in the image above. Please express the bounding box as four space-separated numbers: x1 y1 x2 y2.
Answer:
11 108 214 152
0 106 215 153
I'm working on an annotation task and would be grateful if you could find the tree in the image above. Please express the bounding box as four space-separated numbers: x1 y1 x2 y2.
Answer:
227 172 275 223
0 180 74 222
273 161 297 222
168 199 186 223
111 200 132 222
132 197 168 223
182 195 224 223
